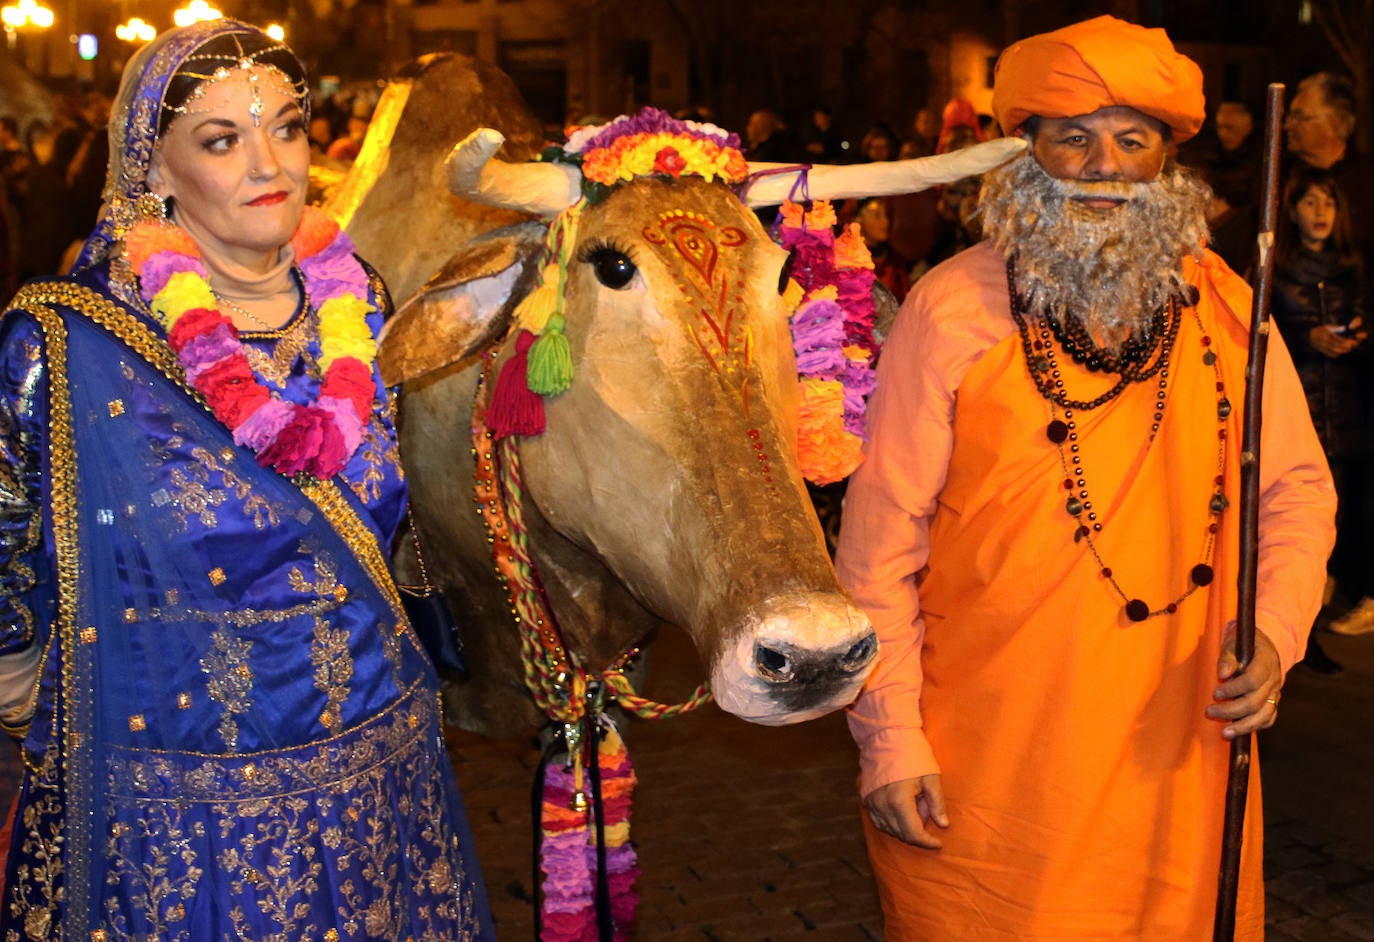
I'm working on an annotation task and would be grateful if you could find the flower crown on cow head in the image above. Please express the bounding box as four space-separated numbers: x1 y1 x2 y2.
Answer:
486 108 751 439
551 106 750 204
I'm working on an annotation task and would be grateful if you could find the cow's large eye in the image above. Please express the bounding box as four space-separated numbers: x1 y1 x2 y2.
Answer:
778 250 796 294
587 247 638 290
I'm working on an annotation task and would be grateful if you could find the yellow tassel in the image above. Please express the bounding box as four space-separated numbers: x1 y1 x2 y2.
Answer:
514 283 559 334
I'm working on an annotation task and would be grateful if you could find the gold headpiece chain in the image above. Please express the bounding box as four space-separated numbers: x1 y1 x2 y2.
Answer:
164 34 307 127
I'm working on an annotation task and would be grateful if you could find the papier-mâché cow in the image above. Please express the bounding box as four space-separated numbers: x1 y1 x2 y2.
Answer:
329 54 1024 737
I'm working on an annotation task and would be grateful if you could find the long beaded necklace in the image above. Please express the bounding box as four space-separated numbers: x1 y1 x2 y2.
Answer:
1007 258 1231 623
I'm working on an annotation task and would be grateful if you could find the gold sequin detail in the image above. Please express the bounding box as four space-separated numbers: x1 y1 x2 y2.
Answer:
80 627 97 645
92 931 108 941
106 399 124 417
127 714 145 732
123 607 137 623
325 930 340 942
177 692 192 709
208 567 226 586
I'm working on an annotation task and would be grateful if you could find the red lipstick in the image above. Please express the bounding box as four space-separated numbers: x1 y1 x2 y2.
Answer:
248 191 288 207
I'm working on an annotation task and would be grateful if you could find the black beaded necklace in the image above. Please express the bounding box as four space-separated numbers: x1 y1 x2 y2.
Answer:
1044 300 1166 374
1007 258 1231 623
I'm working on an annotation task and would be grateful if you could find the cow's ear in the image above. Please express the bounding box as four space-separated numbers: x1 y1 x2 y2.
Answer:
378 224 545 385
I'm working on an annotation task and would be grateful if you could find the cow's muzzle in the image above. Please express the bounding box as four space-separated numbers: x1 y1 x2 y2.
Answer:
710 593 878 726
753 633 877 683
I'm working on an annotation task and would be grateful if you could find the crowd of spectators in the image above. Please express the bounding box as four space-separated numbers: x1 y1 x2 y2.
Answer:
1179 74 1374 672
0 91 111 293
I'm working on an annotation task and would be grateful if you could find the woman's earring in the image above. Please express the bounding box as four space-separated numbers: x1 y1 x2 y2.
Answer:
135 192 168 222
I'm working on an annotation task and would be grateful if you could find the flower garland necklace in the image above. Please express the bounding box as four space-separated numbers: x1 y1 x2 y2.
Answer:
124 204 380 480
777 199 880 486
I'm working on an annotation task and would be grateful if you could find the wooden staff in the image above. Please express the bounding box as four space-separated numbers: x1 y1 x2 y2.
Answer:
1213 81 1285 942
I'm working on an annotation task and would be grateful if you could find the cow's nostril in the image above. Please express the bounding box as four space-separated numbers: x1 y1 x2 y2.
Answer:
842 633 878 672
755 643 794 682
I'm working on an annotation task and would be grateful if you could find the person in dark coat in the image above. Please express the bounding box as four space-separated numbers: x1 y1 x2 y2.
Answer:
1270 166 1374 645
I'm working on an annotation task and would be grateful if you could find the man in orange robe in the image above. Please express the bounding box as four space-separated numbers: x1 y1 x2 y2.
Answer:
837 16 1337 941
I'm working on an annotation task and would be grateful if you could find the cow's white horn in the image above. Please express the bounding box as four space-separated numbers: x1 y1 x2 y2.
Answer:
445 127 584 218
744 137 1028 207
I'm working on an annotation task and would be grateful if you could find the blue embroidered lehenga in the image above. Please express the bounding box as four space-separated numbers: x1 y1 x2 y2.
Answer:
0 251 493 939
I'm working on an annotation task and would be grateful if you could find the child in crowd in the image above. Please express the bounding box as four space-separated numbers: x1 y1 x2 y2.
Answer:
1270 167 1374 647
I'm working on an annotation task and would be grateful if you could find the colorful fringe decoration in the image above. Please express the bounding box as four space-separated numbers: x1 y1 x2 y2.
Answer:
539 723 639 942
779 200 881 484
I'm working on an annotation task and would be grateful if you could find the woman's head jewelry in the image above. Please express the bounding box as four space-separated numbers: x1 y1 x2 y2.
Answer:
163 39 308 130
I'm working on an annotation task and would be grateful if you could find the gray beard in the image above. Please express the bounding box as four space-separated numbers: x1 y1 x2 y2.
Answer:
977 152 1211 348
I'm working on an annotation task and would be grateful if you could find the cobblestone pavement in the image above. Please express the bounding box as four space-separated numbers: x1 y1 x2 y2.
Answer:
448 626 1374 940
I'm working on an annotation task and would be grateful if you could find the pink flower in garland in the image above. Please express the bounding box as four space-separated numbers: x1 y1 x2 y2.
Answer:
127 204 379 480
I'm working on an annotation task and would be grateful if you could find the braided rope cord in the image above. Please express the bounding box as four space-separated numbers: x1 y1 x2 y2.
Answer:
470 354 712 724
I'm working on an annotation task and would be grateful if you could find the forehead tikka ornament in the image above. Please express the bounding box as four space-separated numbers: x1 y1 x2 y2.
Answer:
164 39 307 128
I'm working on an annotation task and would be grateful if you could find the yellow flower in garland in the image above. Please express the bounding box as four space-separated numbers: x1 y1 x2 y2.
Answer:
152 270 217 327
317 294 378 370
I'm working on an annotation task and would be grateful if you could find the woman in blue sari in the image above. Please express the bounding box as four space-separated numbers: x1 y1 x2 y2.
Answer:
0 20 493 939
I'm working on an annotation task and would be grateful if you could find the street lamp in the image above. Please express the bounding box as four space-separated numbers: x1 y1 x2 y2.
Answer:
1 0 55 29
115 16 155 42
172 0 220 27
2 0 52 62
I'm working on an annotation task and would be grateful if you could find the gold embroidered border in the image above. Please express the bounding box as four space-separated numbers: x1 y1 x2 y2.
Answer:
106 678 435 802
15 302 93 935
7 282 200 405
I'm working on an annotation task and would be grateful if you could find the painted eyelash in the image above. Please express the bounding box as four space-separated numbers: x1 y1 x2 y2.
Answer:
577 239 638 265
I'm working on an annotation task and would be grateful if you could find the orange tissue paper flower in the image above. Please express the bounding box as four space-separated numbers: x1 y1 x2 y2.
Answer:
806 200 837 230
797 378 864 485
123 222 199 270
780 202 807 230
834 223 875 270
290 205 341 260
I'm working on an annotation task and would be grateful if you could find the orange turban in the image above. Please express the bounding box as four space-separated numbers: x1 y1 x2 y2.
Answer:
992 15 1205 143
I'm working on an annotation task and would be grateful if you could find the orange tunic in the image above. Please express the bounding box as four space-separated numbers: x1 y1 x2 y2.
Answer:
838 242 1336 941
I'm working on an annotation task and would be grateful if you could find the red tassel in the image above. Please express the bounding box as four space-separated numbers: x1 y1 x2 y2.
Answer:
488 331 546 439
